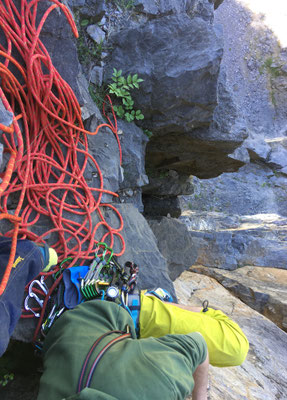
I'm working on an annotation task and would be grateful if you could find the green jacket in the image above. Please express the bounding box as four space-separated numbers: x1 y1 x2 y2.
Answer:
37 301 207 400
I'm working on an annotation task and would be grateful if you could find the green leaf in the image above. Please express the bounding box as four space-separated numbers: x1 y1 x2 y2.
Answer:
128 83 134 89
137 78 144 83
127 75 132 84
132 74 138 83
81 19 89 27
117 69 123 77
136 113 144 120
133 82 139 89
118 76 126 85
114 105 125 118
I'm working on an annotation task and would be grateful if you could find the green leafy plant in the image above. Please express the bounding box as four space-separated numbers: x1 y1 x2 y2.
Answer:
108 68 144 122
80 19 89 27
114 0 134 11
77 36 104 66
143 129 152 138
88 83 107 110
0 373 14 387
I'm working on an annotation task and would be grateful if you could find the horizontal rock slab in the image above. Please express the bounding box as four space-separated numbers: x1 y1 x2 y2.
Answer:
191 265 287 332
180 162 287 217
180 211 287 270
174 271 287 400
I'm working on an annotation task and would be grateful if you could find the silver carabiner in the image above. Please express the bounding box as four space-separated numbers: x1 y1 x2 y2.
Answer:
24 292 44 318
29 276 48 296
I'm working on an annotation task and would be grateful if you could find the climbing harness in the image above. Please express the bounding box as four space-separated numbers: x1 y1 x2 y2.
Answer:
0 0 125 298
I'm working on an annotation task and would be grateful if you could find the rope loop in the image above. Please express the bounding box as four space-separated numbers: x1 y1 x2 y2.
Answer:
0 0 125 296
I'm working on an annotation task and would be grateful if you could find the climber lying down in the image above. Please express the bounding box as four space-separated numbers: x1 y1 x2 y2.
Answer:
0 238 249 400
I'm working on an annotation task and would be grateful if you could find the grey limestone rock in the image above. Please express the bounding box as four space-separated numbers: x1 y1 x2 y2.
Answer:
180 210 287 270
143 171 194 196
0 99 13 128
265 137 287 171
103 204 176 299
87 25 105 44
118 120 149 190
87 115 122 203
246 137 271 162
191 265 287 333
148 216 199 280
105 15 223 136
134 0 215 22
90 66 104 86
77 72 103 121
104 4 249 179
36 1 82 101
175 271 287 400
68 0 106 20
117 120 149 211
143 196 182 218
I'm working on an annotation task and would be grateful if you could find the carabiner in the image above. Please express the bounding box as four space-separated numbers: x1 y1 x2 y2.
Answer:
28 276 48 296
24 293 44 317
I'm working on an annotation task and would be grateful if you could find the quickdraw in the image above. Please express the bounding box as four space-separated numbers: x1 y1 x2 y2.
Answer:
80 243 139 303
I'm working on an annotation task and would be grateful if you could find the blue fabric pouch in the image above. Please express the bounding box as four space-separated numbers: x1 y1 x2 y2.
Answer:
62 266 89 309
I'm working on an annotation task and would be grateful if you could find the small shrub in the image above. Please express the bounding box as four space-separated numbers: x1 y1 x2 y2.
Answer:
108 68 144 123
0 373 14 387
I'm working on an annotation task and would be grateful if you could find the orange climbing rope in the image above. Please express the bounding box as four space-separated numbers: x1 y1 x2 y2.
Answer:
0 0 125 296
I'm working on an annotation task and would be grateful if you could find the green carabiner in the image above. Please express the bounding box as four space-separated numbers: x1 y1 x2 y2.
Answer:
95 242 114 263
54 257 74 279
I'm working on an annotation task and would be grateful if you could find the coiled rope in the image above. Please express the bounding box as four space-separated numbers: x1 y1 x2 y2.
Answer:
0 0 125 296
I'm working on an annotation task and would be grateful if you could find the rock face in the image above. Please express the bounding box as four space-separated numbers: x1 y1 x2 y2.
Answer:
174 271 287 400
133 0 216 20
35 0 82 102
105 14 223 136
103 204 176 298
147 216 199 281
191 265 287 332
104 7 248 179
118 120 149 212
176 0 287 282
179 211 287 270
